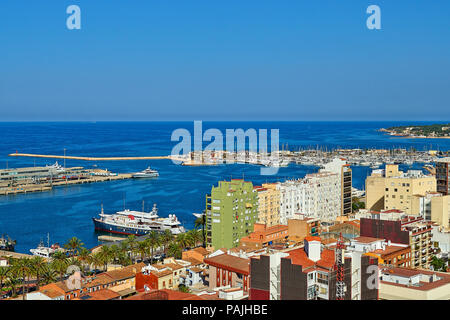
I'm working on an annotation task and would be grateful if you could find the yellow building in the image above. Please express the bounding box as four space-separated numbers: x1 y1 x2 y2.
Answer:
366 164 436 214
411 192 450 228
254 183 280 227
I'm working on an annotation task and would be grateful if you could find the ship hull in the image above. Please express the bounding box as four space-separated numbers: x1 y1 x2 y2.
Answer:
92 218 152 236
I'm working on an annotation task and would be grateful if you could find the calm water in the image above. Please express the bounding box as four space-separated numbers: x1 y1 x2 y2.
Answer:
1 121 449 253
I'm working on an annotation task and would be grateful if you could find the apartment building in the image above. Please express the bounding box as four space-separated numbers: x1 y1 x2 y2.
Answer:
366 164 436 213
321 158 353 216
249 237 379 300
254 183 280 227
359 210 434 269
203 253 250 294
206 179 259 249
436 157 450 195
277 172 341 224
379 267 450 300
412 192 450 228
347 236 411 268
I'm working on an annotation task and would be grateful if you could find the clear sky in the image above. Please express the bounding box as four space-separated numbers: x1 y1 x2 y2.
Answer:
0 0 449 121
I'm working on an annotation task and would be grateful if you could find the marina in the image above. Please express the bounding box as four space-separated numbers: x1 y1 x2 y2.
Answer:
2 121 450 254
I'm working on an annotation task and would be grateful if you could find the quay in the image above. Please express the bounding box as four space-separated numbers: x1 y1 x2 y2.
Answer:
0 250 34 260
98 235 127 242
9 152 169 161
0 163 133 196
0 174 132 196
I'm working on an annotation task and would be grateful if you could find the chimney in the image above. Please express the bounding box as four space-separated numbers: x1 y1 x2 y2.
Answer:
304 237 321 262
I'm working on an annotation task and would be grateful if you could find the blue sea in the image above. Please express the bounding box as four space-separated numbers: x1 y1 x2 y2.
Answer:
1 121 449 253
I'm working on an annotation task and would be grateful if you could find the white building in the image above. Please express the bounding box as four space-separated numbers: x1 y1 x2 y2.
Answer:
277 172 341 223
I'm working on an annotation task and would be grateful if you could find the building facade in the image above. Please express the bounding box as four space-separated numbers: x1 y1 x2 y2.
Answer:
206 179 259 249
366 164 436 214
436 157 450 195
249 237 379 300
321 158 353 216
254 183 280 227
359 210 434 269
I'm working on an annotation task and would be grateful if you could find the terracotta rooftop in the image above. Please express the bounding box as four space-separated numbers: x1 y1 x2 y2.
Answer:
192 247 209 256
381 267 450 291
372 245 409 256
183 257 203 266
352 236 384 243
126 289 203 300
204 253 250 275
285 247 335 271
78 289 121 300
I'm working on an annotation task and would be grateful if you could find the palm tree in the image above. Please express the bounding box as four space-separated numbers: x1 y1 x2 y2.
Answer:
0 266 10 294
11 258 32 300
77 247 92 274
98 246 112 271
90 252 104 274
126 235 138 263
186 229 202 248
64 237 84 257
161 230 174 255
137 241 148 262
194 211 206 247
30 256 47 291
176 233 190 250
109 245 121 265
5 272 20 298
51 251 69 282
430 256 446 272
167 242 182 259
40 264 57 285
146 231 161 263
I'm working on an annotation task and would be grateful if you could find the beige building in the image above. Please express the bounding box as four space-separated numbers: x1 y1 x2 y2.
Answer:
379 267 450 300
412 192 450 228
254 183 280 227
366 164 436 214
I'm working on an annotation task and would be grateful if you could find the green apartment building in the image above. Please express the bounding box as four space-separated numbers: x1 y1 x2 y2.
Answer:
206 179 258 249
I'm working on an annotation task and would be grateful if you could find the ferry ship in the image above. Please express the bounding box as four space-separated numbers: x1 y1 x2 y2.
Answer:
93 203 185 236
132 166 159 178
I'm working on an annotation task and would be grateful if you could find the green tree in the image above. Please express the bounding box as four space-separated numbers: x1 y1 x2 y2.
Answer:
40 264 57 285
160 230 174 256
178 284 191 293
77 247 93 274
430 256 446 272
64 237 84 257
98 246 112 271
167 242 182 259
0 266 10 294
30 256 47 291
146 231 161 263
11 258 32 300
51 251 70 283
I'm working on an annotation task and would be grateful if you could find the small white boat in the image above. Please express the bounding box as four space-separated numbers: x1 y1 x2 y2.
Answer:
132 166 159 178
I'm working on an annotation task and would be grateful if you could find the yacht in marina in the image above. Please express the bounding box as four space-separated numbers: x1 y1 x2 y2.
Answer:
132 166 159 178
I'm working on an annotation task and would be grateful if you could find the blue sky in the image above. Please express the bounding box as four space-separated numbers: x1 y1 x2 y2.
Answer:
0 0 449 121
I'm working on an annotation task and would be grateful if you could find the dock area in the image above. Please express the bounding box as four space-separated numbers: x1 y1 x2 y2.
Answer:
0 162 134 196
0 173 132 196
98 235 127 242
9 152 169 161
0 250 34 260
